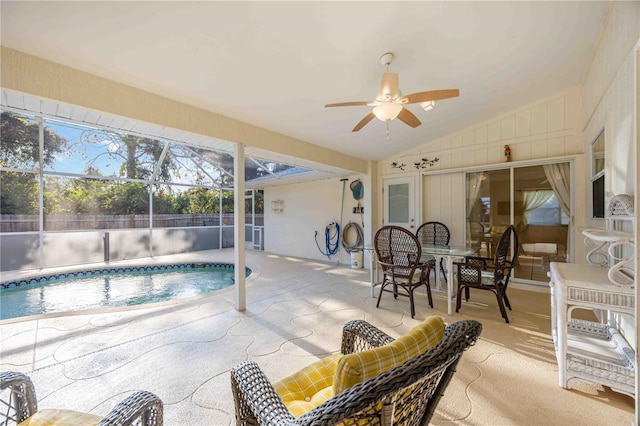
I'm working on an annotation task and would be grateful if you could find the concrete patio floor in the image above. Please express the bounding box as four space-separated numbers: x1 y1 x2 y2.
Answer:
0 249 634 425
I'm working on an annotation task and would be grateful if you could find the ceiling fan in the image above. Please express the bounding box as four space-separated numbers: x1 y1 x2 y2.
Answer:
325 52 459 132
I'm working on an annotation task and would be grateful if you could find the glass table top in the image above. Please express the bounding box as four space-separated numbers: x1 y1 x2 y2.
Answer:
364 244 478 257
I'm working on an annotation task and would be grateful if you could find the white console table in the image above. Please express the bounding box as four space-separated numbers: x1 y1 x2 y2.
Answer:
549 262 635 396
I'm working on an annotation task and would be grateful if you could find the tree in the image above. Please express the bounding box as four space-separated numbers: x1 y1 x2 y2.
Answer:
81 131 171 181
1 111 67 169
1 172 39 214
1 112 67 214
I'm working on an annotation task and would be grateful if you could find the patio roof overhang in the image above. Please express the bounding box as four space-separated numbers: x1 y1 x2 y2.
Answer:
1 47 369 185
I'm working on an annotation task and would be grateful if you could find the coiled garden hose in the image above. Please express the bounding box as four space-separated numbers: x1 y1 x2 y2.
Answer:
315 222 340 259
342 222 364 253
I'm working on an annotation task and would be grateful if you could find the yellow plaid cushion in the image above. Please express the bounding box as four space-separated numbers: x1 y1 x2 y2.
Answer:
273 353 342 417
19 409 102 426
333 316 445 394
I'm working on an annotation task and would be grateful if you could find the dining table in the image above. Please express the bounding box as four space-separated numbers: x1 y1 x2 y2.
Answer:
364 243 478 315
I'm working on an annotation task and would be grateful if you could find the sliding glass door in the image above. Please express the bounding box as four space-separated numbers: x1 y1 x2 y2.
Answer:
465 161 572 284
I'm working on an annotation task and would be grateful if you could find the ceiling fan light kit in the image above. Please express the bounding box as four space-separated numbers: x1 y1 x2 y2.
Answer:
325 52 459 134
420 101 435 111
373 102 402 121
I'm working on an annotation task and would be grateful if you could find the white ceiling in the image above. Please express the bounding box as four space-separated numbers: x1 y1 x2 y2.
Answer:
1 1 611 162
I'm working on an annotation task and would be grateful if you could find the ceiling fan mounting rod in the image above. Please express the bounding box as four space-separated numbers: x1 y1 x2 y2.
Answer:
379 52 394 71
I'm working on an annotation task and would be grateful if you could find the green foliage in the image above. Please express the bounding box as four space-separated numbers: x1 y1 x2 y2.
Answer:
1 112 67 214
1 111 67 169
169 187 222 214
152 188 176 214
1 111 267 225
0 171 39 214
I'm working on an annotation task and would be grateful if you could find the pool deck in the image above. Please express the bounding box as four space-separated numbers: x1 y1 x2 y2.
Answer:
0 249 634 425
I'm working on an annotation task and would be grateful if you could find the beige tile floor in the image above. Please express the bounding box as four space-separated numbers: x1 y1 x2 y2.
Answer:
0 250 634 425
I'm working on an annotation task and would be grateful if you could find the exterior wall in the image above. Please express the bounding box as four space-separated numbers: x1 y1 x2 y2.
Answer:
422 173 465 246
0 228 225 271
265 175 366 266
386 86 582 173
380 87 583 257
580 0 640 375
582 1 639 221
152 228 222 256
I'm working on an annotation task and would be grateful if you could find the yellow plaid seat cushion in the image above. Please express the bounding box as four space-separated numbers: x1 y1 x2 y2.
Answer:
272 317 446 418
273 353 342 417
333 316 445 394
19 409 102 426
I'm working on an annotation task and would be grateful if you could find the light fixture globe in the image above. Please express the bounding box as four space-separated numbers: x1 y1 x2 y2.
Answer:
420 100 435 111
372 102 402 121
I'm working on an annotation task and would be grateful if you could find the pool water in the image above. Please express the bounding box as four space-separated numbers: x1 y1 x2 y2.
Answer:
0 263 249 320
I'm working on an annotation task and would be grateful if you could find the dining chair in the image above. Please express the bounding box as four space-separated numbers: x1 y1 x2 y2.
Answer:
374 225 433 318
415 221 451 283
454 225 519 323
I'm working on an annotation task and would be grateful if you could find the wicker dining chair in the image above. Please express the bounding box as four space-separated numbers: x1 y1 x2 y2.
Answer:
231 319 482 426
0 371 163 425
415 221 451 284
455 224 519 323
374 225 433 318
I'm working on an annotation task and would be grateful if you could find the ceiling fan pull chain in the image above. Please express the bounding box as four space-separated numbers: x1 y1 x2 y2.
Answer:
386 121 390 140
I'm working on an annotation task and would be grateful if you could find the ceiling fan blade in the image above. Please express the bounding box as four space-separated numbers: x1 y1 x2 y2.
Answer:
401 89 460 104
352 112 376 132
325 101 370 108
379 72 399 98
397 107 422 128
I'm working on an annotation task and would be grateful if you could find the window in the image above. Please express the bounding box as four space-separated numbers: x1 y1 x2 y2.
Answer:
524 192 570 225
590 130 605 218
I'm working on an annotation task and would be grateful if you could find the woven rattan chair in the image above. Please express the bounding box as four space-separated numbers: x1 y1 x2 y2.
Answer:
0 371 163 425
415 221 451 284
231 319 482 426
455 225 519 323
375 225 433 318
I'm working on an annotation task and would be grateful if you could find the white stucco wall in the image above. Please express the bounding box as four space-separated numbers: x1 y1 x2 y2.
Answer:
264 176 367 266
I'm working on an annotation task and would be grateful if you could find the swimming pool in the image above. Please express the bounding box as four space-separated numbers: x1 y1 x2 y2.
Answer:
0 263 251 321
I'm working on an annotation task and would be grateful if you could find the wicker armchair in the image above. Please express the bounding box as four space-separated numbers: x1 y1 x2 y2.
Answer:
415 221 451 283
374 225 433 318
231 319 482 426
0 371 163 425
455 224 519 323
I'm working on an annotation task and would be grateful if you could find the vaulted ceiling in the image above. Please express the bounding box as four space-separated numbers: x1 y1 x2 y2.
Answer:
1 1 611 162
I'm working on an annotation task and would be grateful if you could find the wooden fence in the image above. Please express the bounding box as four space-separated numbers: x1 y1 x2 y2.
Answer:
0 214 264 232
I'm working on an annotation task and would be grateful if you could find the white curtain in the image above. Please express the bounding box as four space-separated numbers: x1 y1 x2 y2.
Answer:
522 190 554 224
466 172 485 218
543 163 571 216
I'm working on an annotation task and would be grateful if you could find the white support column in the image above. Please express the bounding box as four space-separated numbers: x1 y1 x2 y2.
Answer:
234 143 246 311
634 45 639 426
37 116 44 269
